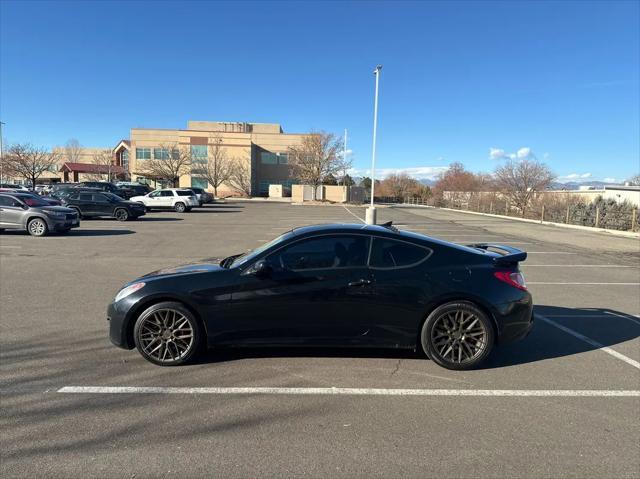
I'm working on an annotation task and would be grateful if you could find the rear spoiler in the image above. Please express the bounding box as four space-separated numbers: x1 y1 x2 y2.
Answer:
467 243 527 265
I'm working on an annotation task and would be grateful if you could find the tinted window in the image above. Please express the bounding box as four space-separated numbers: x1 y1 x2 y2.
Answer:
176 190 193 196
369 238 430 269
93 194 109 202
159 191 174 197
79 193 93 201
273 235 370 271
0 195 20 207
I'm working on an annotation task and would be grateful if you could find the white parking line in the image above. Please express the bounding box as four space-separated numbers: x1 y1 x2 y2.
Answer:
57 386 640 397
342 205 365 224
537 314 640 370
544 313 640 326
524 265 635 268
529 282 640 285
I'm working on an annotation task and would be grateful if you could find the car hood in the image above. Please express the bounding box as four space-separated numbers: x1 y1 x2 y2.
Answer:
41 205 76 213
122 200 145 207
140 259 225 280
129 195 148 202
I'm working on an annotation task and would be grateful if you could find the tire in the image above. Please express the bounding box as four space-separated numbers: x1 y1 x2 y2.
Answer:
420 301 495 370
133 301 203 366
27 218 49 237
70 207 82 219
174 202 186 213
114 208 129 222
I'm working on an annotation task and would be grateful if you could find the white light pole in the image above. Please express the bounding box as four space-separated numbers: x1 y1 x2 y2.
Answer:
343 128 348 185
0 121 5 184
366 65 382 225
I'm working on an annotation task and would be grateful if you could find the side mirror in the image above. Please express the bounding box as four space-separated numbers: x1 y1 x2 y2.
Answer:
250 260 272 278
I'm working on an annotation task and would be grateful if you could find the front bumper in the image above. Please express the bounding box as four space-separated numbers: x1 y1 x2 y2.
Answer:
47 215 80 231
108 299 135 349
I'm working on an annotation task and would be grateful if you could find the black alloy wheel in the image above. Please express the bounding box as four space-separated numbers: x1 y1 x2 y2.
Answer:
421 301 494 370
133 301 202 366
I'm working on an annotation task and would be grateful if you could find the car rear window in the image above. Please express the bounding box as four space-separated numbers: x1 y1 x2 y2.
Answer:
177 190 194 196
369 238 431 269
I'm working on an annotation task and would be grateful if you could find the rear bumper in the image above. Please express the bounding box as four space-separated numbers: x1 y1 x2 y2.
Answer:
494 294 534 344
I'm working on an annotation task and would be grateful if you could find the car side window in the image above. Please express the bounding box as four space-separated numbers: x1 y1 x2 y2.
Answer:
148 191 160 198
93 194 108 203
0 195 20 207
369 238 431 269
79 193 93 201
160 191 174 197
270 235 370 271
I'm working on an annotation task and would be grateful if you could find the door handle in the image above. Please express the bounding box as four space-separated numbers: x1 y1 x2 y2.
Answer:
348 278 371 287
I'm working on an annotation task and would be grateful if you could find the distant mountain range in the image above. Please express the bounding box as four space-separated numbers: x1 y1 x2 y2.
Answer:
548 180 620 190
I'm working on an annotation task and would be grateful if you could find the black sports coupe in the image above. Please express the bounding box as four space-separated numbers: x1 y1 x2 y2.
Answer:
108 223 533 370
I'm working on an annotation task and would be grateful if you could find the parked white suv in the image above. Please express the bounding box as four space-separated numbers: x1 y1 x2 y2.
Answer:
130 188 199 213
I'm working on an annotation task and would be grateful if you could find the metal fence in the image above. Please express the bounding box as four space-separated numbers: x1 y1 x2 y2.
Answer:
368 195 639 232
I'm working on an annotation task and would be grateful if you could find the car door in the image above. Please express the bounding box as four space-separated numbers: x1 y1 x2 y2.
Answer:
77 192 97 216
145 190 164 208
360 237 436 348
224 234 372 346
157 190 174 207
0 195 25 228
92 193 114 217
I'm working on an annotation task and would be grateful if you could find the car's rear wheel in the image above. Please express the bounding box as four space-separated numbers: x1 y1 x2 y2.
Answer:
133 302 203 366
114 208 129 221
421 301 494 370
174 202 186 213
27 218 48 237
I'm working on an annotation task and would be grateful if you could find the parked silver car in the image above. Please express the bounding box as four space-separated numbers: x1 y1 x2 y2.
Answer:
0 192 80 236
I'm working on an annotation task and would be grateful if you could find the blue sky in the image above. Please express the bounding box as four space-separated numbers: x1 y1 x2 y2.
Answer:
1 0 638 183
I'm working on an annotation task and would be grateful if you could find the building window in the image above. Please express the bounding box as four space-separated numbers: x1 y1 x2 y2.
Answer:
191 177 208 189
259 181 270 195
153 148 169 160
136 148 151 160
260 152 278 164
191 145 208 164
121 150 129 169
277 153 288 164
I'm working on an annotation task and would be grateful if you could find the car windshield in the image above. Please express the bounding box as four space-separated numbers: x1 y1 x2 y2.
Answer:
19 195 49 207
231 231 294 268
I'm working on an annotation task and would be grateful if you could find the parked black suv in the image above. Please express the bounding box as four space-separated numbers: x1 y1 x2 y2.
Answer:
75 182 135 199
62 191 146 221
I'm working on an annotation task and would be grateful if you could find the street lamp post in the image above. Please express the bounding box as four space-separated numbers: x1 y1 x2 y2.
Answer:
366 65 382 225
0 121 5 184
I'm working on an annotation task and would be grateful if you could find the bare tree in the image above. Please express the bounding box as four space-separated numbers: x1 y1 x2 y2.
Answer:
4 143 60 189
137 144 192 187
227 158 252 197
380 173 417 199
288 131 343 200
494 159 555 217
89 149 115 181
200 135 232 197
64 139 83 163
627 174 640 186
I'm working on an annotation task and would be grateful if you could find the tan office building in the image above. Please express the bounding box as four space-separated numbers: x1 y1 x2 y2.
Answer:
112 120 307 196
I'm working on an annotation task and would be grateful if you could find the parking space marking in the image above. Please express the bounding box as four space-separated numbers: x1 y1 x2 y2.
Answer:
529 282 640 285
0 245 21 248
342 205 366 224
57 386 640 397
524 265 636 268
538 314 640 370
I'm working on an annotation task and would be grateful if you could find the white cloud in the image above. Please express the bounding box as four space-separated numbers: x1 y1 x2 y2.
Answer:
490 146 536 161
559 172 592 181
489 148 507 160
349 165 448 181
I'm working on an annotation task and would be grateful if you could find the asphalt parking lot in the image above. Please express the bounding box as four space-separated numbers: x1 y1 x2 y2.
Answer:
1 201 639 478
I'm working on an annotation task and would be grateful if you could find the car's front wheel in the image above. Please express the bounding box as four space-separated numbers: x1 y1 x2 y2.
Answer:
421 301 494 370
133 302 203 366
174 202 186 213
27 218 49 237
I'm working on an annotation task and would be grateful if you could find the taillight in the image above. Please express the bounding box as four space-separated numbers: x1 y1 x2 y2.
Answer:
494 271 528 291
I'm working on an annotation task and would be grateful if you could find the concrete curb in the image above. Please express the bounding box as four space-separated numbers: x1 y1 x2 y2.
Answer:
392 205 640 238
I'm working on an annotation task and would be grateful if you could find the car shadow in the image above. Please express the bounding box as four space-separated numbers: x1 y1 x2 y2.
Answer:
482 305 640 369
190 209 241 214
67 229 135 236
191 305 639 367
207 204 244 209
